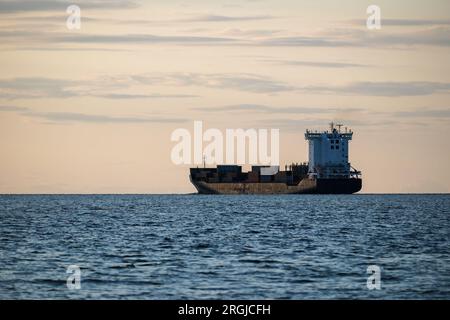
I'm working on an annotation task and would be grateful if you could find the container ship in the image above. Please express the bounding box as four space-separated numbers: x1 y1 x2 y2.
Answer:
189 123 362 194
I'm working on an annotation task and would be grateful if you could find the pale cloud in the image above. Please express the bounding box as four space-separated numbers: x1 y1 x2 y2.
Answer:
182 14 273 22
4 104 446 127
194 104 363 114
301 82 450 97
257 27 450 48
257 36 354 47
0 105 189 124
129 73 296 93
0 105 28 111
56 34 238 45
393 109 450 118
0 77 199 99
27 112 188 124
0 0 139 13
132 74 450 97
349 19 450 27
2 19 450 51
0 77 78 99
219 28 281 37
92 93 198 99
1 74 295 99
261 59 369 68
3 76 450 99
257 118 423 132
0 13 275 26
364 27 450 47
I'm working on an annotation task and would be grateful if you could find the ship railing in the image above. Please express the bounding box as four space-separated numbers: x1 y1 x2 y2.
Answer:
350 167 362 179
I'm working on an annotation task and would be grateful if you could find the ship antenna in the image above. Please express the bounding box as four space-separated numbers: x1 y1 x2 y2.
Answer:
203 155 206 168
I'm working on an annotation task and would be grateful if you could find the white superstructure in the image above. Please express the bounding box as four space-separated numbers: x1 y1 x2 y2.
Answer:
305 122 354 179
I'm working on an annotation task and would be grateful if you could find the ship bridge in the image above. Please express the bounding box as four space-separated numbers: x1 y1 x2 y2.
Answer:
305 122 360 179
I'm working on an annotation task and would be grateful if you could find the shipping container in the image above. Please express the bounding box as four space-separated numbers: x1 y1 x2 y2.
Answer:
217 165 242 174
260 175 273 182
247 172 259 182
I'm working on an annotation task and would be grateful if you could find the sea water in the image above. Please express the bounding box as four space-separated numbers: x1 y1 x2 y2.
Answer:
0 194 449 299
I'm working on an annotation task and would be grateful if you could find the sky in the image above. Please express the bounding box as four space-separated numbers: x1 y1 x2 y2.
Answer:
0 0 449 193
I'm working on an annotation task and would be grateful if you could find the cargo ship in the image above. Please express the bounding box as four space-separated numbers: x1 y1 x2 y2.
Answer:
189 123 362 194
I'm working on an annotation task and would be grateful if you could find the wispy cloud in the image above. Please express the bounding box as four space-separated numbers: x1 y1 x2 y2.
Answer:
257 36 354 47
393 108 450 118
3 76 450 99
0 0 139 13
261 59 369 68
0 105 29 112
257 117 417 131
197 104 450 124
93 93 198 99
130 73 296 93
183 14 273 22
194 104 363 114
0 77 78 99
1 74 295 100
349 18 450 27
26 112 187 124
2 22 449 50
0 77 199 99
301 81 450 97
257 118 337 132
0 105 189 124
365 27 450 47
257 27 450 48
206 74 294 93
56 34 239 45
219 28 281 38
0 12 274 27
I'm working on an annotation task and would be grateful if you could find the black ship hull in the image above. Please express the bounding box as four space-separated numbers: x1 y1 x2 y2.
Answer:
190 176 362 195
